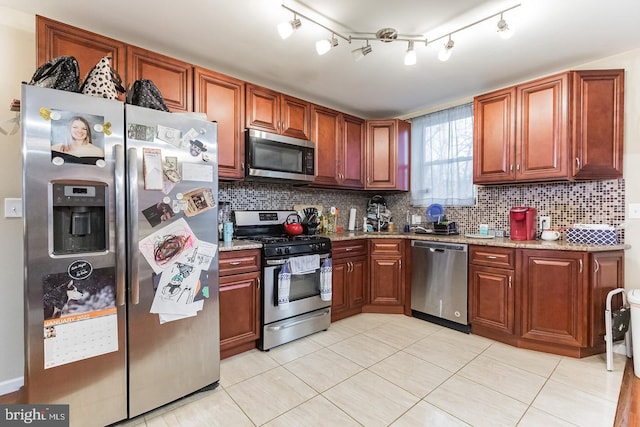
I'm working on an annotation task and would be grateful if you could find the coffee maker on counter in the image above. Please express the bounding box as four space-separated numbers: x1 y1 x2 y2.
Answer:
510 206 537 240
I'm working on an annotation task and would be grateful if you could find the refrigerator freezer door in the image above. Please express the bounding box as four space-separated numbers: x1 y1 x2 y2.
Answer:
124 105 220 417
22 85 127 427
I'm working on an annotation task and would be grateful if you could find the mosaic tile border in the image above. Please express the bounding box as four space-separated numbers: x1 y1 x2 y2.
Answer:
219 179 625 243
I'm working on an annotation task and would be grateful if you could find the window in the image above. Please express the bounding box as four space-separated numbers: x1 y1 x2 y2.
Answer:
410 103 475 207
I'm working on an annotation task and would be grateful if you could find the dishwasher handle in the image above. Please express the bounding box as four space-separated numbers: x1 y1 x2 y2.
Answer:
411 240 467 252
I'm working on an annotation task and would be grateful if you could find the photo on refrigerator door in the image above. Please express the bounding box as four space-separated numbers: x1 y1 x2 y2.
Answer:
42 265 118 368
46 109 106 165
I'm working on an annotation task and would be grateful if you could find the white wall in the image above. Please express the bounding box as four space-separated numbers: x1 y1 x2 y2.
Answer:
0 7 34 393
0 6 639 394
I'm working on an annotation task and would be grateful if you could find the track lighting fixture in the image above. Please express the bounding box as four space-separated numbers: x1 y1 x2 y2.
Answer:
497 13 514 39
352 42 372 61
278 3 520 65
438 36 454 62
277 14 301 40
316 34 339 56
404 41 416 66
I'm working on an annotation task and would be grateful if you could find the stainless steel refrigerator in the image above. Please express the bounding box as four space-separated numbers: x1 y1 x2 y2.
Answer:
21 85 220 426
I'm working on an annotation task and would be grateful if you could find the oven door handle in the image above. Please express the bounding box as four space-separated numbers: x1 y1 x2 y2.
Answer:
265 253 331 266
265 308 330 331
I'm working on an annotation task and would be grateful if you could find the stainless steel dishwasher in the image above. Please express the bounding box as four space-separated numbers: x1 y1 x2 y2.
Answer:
411 240 470 332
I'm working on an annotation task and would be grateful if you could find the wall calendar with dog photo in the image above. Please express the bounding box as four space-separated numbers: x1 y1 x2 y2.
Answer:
42 266 118 369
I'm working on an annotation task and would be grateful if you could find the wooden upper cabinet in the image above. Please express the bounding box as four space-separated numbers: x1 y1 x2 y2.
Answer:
36 16 126 87
245 84 310 140
365 119 410 190
474 73 570 184
572 69 624 179
341 114 365 189
194 67 245 180
311 106 364 189
312 105 341 187
127 46 193 112
473 87 516 183
474 69 624 185
516 73 570 181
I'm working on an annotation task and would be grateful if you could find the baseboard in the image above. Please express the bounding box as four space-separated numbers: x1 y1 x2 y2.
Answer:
0 377 24 396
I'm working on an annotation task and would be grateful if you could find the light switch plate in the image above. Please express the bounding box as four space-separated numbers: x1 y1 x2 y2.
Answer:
4 198 22 218
630 203 640 219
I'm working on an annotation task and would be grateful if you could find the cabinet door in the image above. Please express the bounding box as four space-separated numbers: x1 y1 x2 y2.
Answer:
194 67 245 180
331 259 349 320
369 256 403 306
473 87 516 184
572 69 624 179
312 105 341 187
126 45 193 112
281 95 311 140
589 251 624 348
36 16 126 89
245 84 279 134
219 271 260 359
516 73 570 181
520 250 587 347
469 265 515 334
341 114 365 189
365 119 410 190
349 257 367 308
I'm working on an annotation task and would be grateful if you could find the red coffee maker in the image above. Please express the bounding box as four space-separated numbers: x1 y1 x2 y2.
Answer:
510 207 537 240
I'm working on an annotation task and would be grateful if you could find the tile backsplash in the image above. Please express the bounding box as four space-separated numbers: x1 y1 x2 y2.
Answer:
220 179 625 242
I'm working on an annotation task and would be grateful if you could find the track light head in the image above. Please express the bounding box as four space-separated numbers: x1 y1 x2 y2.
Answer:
497 14 514 39
278 14 301 40
352 43 372 61
316 34 339 55
438 37 455 62
404 41 416 66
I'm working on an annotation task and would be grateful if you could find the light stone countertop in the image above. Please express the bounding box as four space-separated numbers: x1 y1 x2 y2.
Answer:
325 231 630 252
218 240 263 252
220 232 629 252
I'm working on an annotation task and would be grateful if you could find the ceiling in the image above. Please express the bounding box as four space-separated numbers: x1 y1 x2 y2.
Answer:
3 0 640 119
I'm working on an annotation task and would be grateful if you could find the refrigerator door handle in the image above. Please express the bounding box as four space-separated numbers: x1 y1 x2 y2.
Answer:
115 144 126 307
127 147 140 305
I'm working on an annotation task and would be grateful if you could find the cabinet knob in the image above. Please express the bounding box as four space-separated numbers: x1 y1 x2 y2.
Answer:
229 261 241 266
575 157 581 170
594 259 600 273
487 256 497 259
257 278 260 289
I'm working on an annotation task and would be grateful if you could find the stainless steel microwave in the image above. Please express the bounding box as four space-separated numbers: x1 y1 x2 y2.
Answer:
245 129 315 183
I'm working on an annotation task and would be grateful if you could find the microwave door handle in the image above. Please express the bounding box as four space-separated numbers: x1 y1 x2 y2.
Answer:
127 147 140 305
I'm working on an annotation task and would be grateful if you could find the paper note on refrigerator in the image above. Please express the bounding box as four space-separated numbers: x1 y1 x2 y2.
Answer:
181 163 213 182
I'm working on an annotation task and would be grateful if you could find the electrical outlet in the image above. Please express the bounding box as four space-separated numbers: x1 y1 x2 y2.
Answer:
539 216 551 230
630 203 640 219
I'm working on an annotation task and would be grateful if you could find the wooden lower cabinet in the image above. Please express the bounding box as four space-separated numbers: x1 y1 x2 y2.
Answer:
219 250 261 359
471 247 624 358
520 250 587 349
365 239 405 313
331 240 367 321
469 246 517 338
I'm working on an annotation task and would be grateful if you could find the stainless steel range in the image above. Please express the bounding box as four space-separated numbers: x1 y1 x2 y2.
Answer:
234 210 332 350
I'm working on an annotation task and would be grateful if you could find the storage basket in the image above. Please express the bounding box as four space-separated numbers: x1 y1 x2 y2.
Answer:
565 226 618 245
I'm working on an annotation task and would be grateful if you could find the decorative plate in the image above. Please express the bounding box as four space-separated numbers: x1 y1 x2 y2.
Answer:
426 203 445 222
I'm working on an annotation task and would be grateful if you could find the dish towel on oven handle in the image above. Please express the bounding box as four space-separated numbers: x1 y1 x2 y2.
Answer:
277 261 291 310
320 257 332 302
289 254 320 275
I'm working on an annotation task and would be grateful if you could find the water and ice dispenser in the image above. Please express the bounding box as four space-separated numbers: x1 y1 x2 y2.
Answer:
52 182 107 254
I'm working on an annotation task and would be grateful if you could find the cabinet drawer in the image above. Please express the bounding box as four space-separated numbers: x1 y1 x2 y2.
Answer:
370 239 403 255
469 245 515 269
332 240 367 258
220 249 261 276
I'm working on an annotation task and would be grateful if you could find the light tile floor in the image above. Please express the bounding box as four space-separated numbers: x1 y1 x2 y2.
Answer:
116 313 626 427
